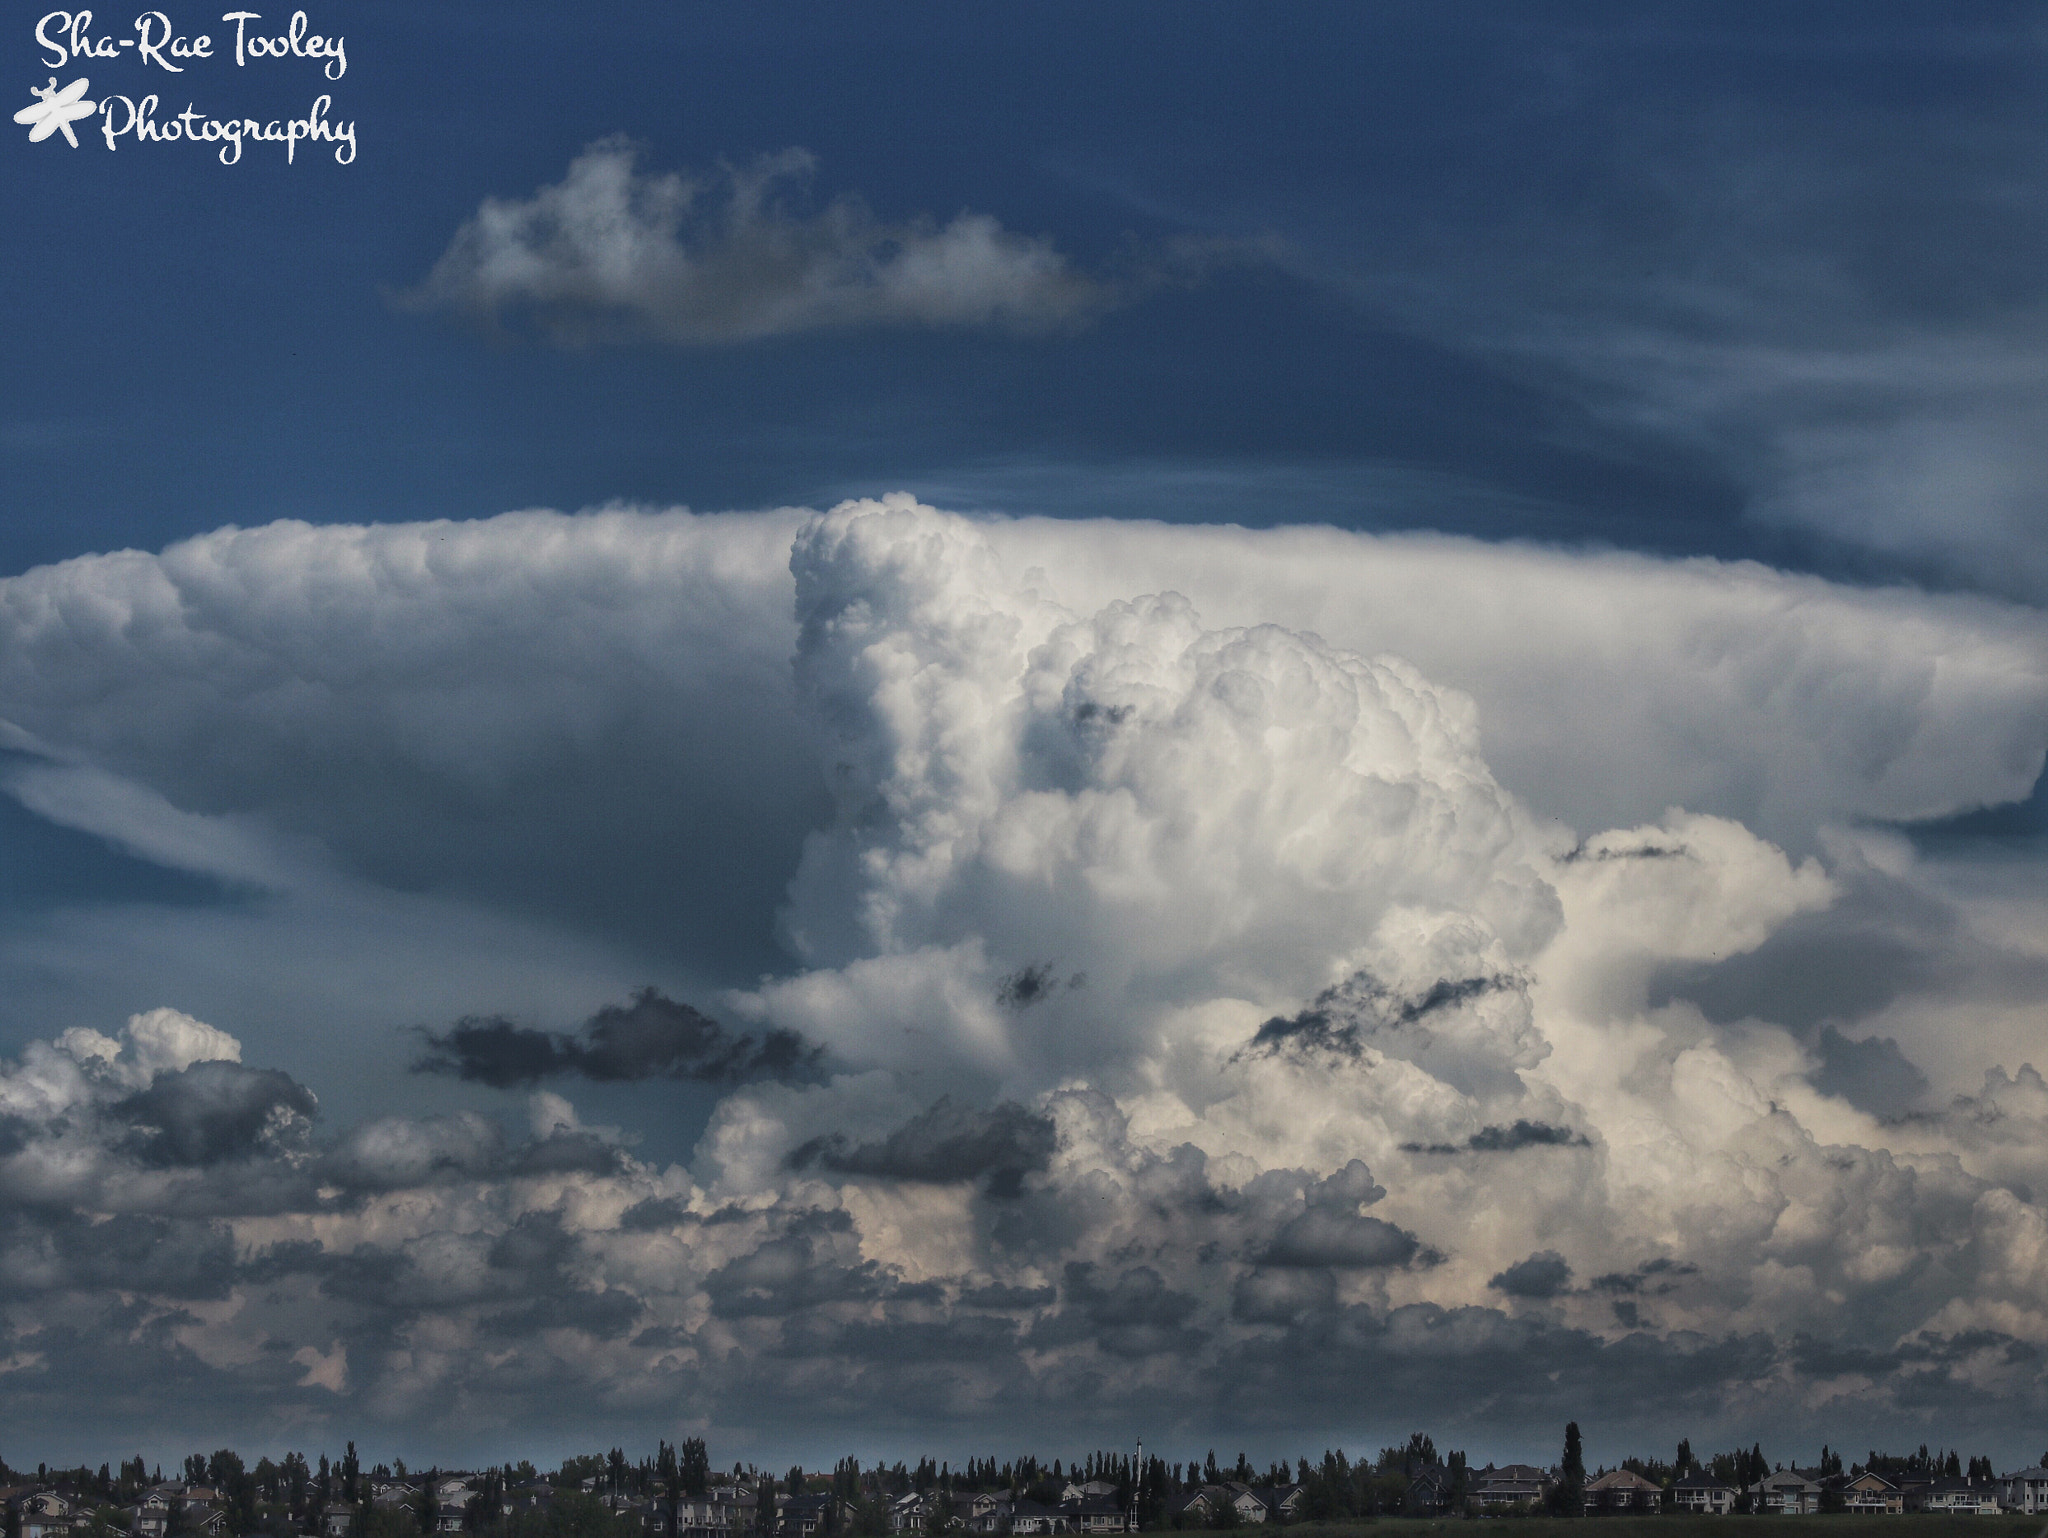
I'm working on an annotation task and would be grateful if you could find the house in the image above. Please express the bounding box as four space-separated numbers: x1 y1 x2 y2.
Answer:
21 1492 79 1538
1256 1486 1304 1522
676 1486 759 1538
2001 1470 2048 1516
1924 1479 1999 1515
1750 1471 1822 1515
887 1492 936 1534
1472 1465 1548 1510
777 1493 834 1538
1166 1485 1259 1527
320 1504 360 1538
1063 1495 1132 1533
508 1482 556 1514
1009 1500 1068 1535
1894 1476 1936 1512
1167 1488 1216 1525
21 1492 77 1538
1671 1474 1737 1515
1403 1470 1454 1516
130 1491 174 1538
950 1493 1009 1533
1584 1470 1661 1513
1841 1473 1903 1515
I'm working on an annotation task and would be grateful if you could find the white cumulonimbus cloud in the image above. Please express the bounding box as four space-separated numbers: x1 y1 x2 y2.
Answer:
1 497 2046 1459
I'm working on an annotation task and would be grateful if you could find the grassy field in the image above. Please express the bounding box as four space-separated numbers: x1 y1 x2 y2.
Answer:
1269 1520 2048 1538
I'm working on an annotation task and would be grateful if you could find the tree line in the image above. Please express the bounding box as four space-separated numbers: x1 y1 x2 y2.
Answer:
2 1426 2036 1538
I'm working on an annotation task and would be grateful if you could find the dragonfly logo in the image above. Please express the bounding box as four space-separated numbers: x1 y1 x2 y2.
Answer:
15 74 95 145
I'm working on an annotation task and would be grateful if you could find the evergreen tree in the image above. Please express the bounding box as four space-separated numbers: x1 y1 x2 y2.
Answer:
655 1444 680 1538
1557 1425 1585 1516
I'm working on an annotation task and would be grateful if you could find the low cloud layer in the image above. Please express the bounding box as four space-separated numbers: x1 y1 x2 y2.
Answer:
2 499 2048 1461
402 141 1104 344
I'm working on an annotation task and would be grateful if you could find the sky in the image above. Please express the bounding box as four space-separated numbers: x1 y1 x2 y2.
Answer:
5 0 2048 1478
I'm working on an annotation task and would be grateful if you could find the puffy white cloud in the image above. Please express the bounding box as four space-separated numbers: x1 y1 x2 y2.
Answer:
1 496 2047 1456
401 141 1104 344
970 516 2048 845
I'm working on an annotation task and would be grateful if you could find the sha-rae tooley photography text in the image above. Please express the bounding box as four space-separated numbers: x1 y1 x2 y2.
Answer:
19 10 354 162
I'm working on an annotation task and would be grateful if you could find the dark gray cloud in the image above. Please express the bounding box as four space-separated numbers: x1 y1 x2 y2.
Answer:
1491 1250 1574 1299
616 1194 693 1232
111 1061 318 1167
506 1127 632 1178
1402 1119 1592 1155
786 1096 1056 1198
413 988 818 1086
1232 1266 1337 1326
957 1281 1056 1311
1254 1160 1422 1269
1249 971 1521 1060
1557 841 1689 864
480 1288 644 1339
1811 1025 1932 1119
1049 1262 1206 1359
996 963 1056 1008
0 1209 238 1301
1259 1208 1422 1269
702 1227 893 1319
1652 853 2048 1046
1472 1120 1589 1152
779 1308 1025 1367
487 1209 579 1278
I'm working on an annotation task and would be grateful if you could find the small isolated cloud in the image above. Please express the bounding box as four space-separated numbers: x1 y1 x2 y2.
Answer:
1491 1249 1575 1299
401 139 1105 344
1249 972 1524 1059
1402 1119 1591 1155
996 963 1061 1009
412 987 817 1086
787 1095 1056 1198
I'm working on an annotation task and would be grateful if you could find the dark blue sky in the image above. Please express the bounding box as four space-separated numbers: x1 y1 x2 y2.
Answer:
12 2 2048 582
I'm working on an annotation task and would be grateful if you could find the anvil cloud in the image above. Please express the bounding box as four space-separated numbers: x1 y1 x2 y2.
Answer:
1 498 2046 1463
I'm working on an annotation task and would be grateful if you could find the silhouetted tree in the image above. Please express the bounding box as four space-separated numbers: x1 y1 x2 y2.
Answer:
1554 1425 1584 1517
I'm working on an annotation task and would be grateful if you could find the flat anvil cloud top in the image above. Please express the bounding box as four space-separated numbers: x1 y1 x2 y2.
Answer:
1 498 2046 1462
